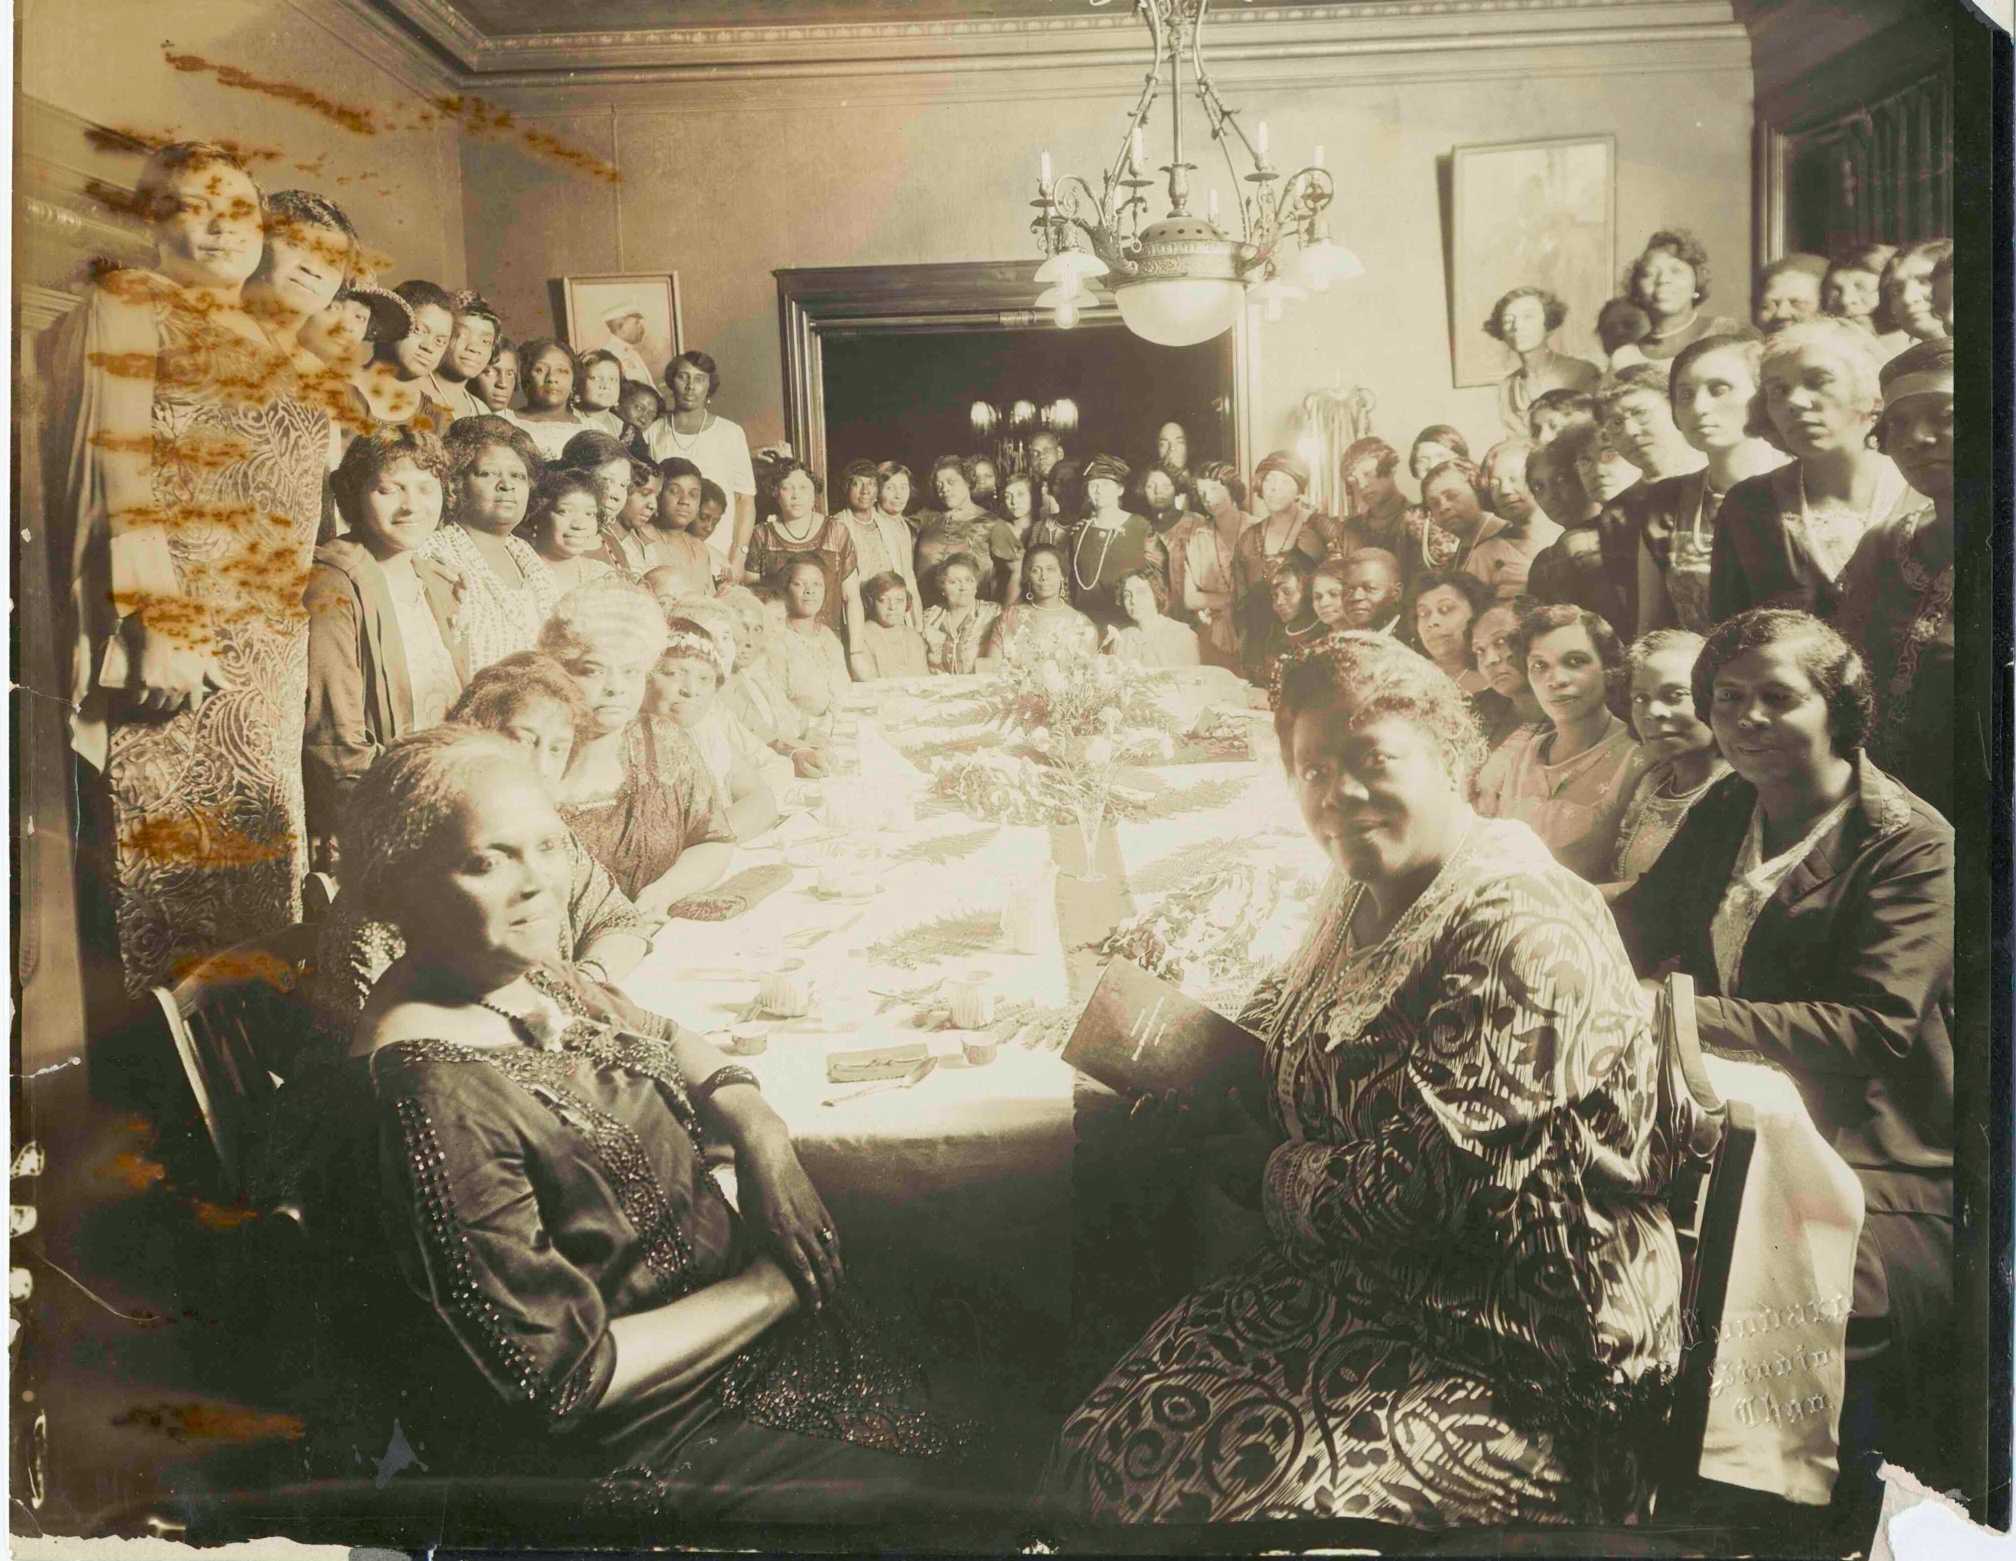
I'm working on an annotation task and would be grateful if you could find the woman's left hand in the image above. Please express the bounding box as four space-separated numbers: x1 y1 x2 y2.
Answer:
736 1132 843 1311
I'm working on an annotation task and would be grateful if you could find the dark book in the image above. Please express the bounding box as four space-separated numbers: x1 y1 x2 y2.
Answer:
1062 958 1264 1100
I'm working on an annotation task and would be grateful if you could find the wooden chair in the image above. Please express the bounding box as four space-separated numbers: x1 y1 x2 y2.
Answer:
1649 972 1761 1519
148 923 320 1201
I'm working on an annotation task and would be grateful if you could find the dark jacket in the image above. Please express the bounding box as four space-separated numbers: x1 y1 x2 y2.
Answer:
1527 524 1632 641
1707 460 1917 625
304 541 469 838
1612 755 1954 1219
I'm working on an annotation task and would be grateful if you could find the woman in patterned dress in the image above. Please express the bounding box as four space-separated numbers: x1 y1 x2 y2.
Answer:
1048 632 1683 1526
288 727 973 1515
980 544 1098 666
46 142 339 992
920 554 1001 675
1830 337 1954 821
422 418 560 674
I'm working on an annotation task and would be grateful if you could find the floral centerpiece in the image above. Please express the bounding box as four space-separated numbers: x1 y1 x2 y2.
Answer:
928 648 1179 875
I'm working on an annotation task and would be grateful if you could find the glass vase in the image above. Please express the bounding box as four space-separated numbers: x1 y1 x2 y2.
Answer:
1068 788 1109 883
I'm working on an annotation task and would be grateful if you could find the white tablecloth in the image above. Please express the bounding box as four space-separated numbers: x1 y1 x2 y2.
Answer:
616 673 1319 1391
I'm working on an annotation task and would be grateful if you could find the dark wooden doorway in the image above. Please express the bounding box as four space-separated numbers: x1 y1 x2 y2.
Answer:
775 261 1252 497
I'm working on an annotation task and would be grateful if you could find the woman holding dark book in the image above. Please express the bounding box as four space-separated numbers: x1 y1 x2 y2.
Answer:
1049 631 1684 1528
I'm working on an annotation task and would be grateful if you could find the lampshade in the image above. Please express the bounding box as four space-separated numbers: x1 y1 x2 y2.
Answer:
1299 238 1363 291
1008 399 1039 428
970 400 1000 435
1035 249 1111 286
1113 277 1245 346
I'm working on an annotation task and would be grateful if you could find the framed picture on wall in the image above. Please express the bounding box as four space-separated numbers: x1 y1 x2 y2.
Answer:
1449 134 1615 389
561 272 685 390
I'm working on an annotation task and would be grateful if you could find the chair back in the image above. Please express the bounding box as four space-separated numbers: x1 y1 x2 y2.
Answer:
1653 972 1760 1514
148 923 320 1199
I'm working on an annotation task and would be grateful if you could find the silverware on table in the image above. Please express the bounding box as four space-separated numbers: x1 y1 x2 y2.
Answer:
783 910 865 951
820 1056 938 1108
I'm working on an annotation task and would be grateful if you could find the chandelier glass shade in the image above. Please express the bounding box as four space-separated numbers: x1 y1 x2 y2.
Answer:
1029 0 1360 344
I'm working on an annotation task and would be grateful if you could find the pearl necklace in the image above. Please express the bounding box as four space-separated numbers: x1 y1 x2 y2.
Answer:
659 411 713 454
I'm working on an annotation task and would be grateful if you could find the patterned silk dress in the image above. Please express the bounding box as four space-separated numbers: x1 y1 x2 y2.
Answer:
1050 818 1683 1527
105 294 331 992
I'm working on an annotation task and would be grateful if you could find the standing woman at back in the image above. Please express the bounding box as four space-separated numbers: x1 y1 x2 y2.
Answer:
40 142 340 992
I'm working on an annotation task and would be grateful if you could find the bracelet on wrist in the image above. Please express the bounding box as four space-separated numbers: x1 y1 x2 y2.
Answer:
692 1064 761 1108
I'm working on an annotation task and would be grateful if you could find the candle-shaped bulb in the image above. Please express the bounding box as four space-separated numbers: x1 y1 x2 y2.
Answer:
1131 126 1146 168
1314 144 1326 170
1256 121 1270 158
1040 150 1053 188
1208 188 1220 221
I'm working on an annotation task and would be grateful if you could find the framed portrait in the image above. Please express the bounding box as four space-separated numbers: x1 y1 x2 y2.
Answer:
1449 134 1615 388
561 271 685 390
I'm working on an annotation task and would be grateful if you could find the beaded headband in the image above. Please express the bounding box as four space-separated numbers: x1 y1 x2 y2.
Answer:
662 625 729 678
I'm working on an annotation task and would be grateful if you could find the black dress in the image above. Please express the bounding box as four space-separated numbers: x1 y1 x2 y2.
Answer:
285 976 972 1520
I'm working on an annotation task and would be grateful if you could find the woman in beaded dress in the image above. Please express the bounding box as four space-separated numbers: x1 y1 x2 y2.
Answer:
1047 634 1684 1527
281 728 973 1518
44 142 339 992
311 652 655 1043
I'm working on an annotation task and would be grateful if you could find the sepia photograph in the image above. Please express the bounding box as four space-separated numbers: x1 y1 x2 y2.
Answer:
563 271 684 396
8 0 2009 1556
1449 133 1616 393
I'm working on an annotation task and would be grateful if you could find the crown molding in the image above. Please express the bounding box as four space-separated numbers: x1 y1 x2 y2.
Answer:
352 0 1743 80
463 25 1750 117
309 0 487 84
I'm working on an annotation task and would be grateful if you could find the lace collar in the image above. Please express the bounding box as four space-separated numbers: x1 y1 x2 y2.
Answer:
1268 816 1559 1057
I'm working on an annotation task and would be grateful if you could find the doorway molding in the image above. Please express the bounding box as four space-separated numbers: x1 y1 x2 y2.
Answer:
774 260 1253 485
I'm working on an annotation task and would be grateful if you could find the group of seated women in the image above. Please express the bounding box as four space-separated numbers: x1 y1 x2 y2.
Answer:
46 136 1962 1539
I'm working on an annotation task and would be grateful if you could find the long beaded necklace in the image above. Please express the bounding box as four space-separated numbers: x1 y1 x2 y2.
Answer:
1072 514 1122 594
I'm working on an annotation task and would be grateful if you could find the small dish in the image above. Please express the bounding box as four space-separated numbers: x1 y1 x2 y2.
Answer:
961 1035 1000 1067
730 1023 770 1056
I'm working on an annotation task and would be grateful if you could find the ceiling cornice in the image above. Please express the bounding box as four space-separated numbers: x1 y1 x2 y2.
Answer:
284 0 464 94
344 0 1745 83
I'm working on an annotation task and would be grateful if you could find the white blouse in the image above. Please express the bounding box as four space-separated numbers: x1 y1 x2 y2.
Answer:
1709 796 1854 993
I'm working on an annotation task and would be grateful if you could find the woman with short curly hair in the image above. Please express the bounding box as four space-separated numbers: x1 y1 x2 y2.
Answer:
306 426 467 842
1486 284 1602 439
1623 227 1745 362
1613 607 1957 1516
1052 628 1684 1527
1473 601 1645 881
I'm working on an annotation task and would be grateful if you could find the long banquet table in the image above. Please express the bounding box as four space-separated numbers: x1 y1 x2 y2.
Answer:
618 668 1326 1418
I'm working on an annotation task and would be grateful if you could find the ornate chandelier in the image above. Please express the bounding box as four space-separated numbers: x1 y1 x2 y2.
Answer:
1030 0 1362 347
